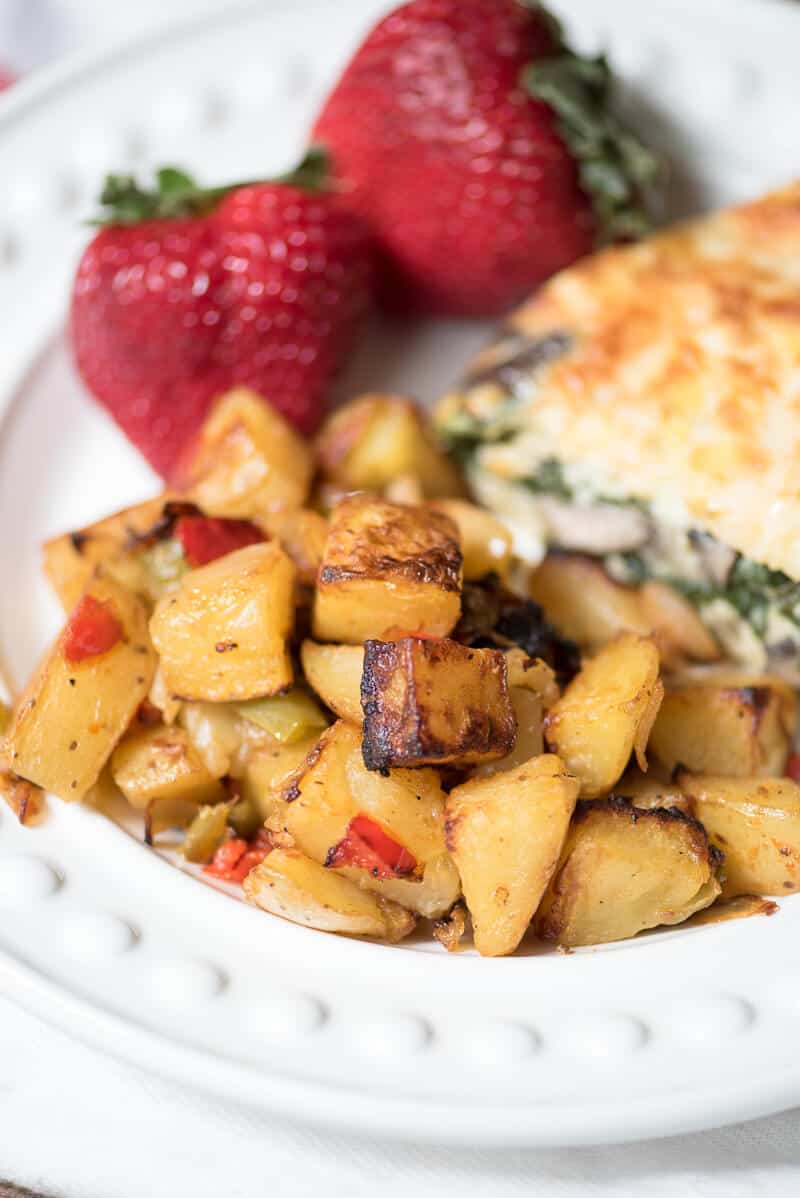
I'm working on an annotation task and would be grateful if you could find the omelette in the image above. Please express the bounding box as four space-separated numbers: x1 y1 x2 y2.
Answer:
436 183 800 680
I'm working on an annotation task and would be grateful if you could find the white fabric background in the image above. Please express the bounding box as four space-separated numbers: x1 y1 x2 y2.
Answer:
1 1 799 1194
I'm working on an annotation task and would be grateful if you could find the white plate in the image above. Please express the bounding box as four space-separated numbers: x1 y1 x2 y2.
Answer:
2 0 800 1148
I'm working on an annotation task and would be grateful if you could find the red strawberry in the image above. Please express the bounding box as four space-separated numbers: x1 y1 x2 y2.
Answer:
70 153 372 479
313 0 661 316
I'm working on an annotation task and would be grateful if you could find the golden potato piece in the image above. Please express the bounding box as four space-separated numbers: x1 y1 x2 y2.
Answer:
2 577 156 801
150 542 295 702
257 508 328 587
429 499 512 580
300 641 364 724
361 637 515 770
42 495 176 612
315 393 464 499
616 766 691 815
679 774 800 897
446 755 579 956
472 687 544 779
529 555 650 649
112 724 225 809
639 581 720 664
503 650 559 708
282 721 459 917
243 848 415 940
240 736 321 822
535 798 721 946
178 387 313 517
650 679 794 777
313 498 462 644
0 770 44 825
544 634 663 798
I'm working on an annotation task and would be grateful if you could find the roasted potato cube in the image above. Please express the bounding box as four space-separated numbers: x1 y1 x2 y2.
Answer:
257 508 328 587
2 577 156 800
42 495 175 612
315 394 464 499
240 736 321 822
300 641 364 723
244 848 416 939
472 686 544 779
535 798 721 946
428 499 512 580
178 387 313 517
313 498 462 644
111 724 225 809
544 634 663 798
503 649 559 708
639 582 720 664
282 720 459 917
679 774 800 897
616 766 691 814
650 678 794 777
0 769 44 824
361 636 515 770
445 755 579 956
178 702 242 778
150 542 295 702
529 555 650 649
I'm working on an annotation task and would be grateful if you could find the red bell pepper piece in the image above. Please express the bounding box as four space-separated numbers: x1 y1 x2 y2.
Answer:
62 595 124 665
175 516 264 567
786 753 800 783
204 828 272 882
203 838 248 878
327 813 417 879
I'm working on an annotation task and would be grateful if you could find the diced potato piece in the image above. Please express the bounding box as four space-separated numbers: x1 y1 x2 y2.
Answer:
529 555 650 649
429 499 512 580
0 769 44 824
616 766 691 814
111 724 224 809
445 755 579 956
178 703 242 778
243 848 416 939
383 475 425 505
472 687 544 779
679 774 800 897
257 508 328 587
313 498 462 643
282 721 459 916
241 737 320 822
179 387 313 517
535 798 721 946
149 665 182 725
361 637 515 770
650 679 794 777
42 495 173 612
544 634 663 798
504 649 559 708
2 577 156 800
150 542 295 702
315 394 464 499
300 641 364 723
639 582 720 664
683 895 778 928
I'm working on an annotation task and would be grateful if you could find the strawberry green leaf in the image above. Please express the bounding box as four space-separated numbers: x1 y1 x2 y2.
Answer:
523 45 664 244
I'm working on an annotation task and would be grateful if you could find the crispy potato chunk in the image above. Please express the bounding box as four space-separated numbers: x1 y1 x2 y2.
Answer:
111 724 224 809
42 495 174 612
282 721 459 917
179 388 313 517
240 736 321 822
2 577 155 801
315 394 464 499
429 499 512 580
257 508 328 587
150 542 295 702
535 798 721 946
529 555 650 649
244 848 416 940
446 755 579 956
616 766 691 814
361 637 515 770
679 774 800 897
544 634 663 798
650 677 794 777
312 498 462 644
639 582 720 664
300 641 364 724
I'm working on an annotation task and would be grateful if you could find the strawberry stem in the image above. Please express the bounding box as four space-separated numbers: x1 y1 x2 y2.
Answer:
91 145 330 226
522 6 664 243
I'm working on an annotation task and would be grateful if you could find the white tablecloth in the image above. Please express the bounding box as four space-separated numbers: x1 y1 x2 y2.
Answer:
1 2 799 1194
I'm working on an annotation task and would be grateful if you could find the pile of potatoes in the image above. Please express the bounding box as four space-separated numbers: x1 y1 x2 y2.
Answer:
1 388 799 956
